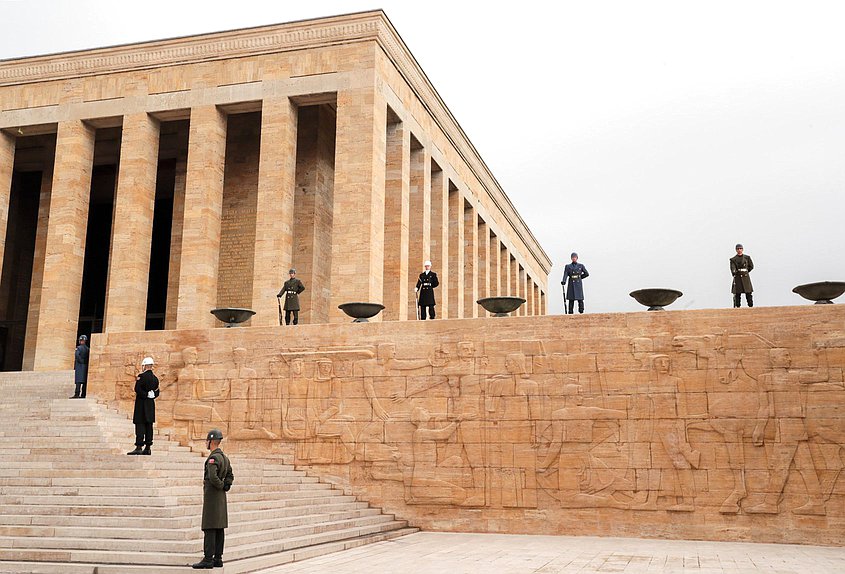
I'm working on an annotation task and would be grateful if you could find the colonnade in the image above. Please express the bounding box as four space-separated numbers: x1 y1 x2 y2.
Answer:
0 76 546 371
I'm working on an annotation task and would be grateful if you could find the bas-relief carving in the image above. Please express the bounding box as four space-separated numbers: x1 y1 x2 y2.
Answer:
102 328 845 527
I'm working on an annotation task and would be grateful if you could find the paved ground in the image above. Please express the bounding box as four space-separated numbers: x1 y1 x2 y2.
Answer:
265 532 845 573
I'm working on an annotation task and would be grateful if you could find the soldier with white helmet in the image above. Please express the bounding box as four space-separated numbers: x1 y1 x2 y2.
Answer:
127 356 159 455
415 260 440 320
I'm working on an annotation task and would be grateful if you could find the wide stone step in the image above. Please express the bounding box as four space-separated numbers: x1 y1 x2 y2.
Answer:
1 499 371 530
0 520 410 567
2 480 328 497
0 514 401 555
0 507 384 541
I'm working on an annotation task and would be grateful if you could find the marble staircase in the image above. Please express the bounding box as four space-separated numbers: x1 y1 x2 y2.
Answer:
0 371 415 573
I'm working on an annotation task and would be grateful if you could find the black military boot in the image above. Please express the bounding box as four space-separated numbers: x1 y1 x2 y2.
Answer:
192 558 214 569
127 446 143 455
213 557 223 567
141 446 151 455
746 293 754 307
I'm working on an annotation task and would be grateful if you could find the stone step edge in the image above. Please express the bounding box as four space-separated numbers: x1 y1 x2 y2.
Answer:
0 527 419 574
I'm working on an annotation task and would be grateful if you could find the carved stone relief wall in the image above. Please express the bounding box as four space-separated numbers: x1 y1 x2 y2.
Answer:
89 306 845 544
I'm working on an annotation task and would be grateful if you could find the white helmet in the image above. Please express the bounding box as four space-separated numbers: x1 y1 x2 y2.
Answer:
424 260 432 267
141 357 155 366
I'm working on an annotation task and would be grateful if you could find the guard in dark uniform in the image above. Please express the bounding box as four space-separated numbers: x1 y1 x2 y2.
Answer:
561 252 589 314
415 260 439 319
730 243 754 307
277 269 305 325
127 357 159 455
70 335 89 399
193 429 234 570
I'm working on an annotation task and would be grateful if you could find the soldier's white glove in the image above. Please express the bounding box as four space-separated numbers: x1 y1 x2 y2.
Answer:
147 390 156 399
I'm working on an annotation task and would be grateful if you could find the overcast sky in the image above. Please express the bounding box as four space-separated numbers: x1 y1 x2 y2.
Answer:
2 1 844 314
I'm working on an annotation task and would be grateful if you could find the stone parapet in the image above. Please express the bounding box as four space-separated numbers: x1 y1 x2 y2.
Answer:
89 305 845 545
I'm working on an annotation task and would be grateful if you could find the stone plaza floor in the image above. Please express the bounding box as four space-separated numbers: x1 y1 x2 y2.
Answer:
264 532 845 574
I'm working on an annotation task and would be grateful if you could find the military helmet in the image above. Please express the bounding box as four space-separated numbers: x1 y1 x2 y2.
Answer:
78 334 88 341
206 429 224 441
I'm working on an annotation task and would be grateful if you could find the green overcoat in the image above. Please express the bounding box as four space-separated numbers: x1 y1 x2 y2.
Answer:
278 278 306 311
201 448 234 529
730 254 754 294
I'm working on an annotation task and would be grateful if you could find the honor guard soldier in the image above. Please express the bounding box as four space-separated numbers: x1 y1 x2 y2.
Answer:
193 429 234 569
127 357 159 455
561 252 589 314
277 268 306 325
70 334 89 399
730 243 754 307
415 260 440 319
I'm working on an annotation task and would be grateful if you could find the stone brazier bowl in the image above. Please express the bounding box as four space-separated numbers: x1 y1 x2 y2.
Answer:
792 281 845 304
477 296 526 317
629 289 683 311
210 308 256 327
338 302 385 322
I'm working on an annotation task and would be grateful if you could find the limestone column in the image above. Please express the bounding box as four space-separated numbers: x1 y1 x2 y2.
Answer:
500 246 510 296
407 144 430 319
541 290 547 315
176 106 227 330
519 266 527 316
430 166 449 317
382 119 410 321
0 132 14 276
510 256 518 301
22 141 55 370
489 234 500 297
463 202 478 318
32 121 95 370
478 218 490 306
164 156 187 330
447 187 464 317
251 97 298 326
330 85 387 321
104 114 160 332
526 276 534 315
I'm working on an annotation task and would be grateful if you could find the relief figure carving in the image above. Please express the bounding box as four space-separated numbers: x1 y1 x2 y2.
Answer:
746 348 832 515
537 383 630 508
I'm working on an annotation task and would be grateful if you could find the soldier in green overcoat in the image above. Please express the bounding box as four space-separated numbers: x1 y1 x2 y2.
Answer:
192 429 234 569
277 268 306 325
729 243 754 308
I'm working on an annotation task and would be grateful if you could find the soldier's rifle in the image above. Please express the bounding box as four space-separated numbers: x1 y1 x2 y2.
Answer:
277 296 284 326
561 281 568 315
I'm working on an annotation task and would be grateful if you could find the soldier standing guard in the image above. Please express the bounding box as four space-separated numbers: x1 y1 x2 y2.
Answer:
415 260 439 319
561 252 589 314
730 243 754 307
192 429 234 569
277 269 305 325
70 335 89 399
127 357 159 455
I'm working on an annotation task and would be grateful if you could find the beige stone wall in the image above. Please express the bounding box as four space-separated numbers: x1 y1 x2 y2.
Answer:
90 306 845 545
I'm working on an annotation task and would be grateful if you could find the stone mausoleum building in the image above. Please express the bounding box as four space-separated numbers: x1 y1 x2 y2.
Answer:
0 10 551 372
0 14 843 567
